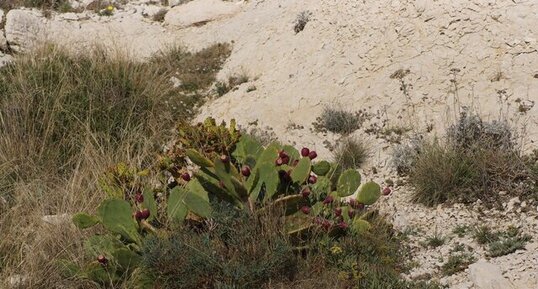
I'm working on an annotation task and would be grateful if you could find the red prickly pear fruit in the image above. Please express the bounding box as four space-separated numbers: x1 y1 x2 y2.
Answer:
241 165 251 177
134 192 144 204
308 151 317 160
349 198 364 210
313 217 323 225
292 159 300 166
383 187 392 196
334 207 342 217
135 210 144 221
275 158 283 166
338 221 349 230
301 147 310 157
97 255 108 266
278 150 289 158
181 173 191 182
220 154 230 163
308 175 317 184
300 206 311 214
348 209 356 218
218 180 225 188
356 202 365 210
281 155 290 165
140 209 150 220
301 187 311 198
323 195 334 205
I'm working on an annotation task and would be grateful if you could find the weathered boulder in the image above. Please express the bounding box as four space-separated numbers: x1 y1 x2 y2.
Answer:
469 260 515 289
5 9 44 53
164 0 241 28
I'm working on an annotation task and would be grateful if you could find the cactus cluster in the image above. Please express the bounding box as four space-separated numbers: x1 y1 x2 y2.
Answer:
69 118 382 286
183 132 382 235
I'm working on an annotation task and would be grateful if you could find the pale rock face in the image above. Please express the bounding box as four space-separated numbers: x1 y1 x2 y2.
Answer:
469 260 515 289
164 0 241 28
5 9 44 53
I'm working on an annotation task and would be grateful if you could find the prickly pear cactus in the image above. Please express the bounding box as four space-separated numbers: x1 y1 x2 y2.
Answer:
160 117 241 177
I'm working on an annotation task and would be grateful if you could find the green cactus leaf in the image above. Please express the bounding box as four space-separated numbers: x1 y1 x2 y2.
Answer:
245 166 260 195
351 218 372 234
273 194 305 215
97 199 141 244
84 235 125 258
112 248 141 270
142 188 157 222
186 149 214 167
167 186 188 222
214 157 238 198
290 157 311 184
337 169 361 197
282 145 300 162
72 213 99 229
357 181 381 205
185 179 212 218
312 160 331 176
312 176 331 198
259 163 280 201
232 135 263 164
196 169 242 206
259 142 280 163
84 262 112 282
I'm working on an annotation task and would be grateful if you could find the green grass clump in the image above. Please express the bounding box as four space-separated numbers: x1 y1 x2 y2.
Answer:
332 137 370 171
441 253 475 276
473 226 531 257
404 110 535 207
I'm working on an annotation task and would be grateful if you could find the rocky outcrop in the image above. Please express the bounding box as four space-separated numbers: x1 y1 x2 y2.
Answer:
164 0 241 27
469 261 515 289
5 9 44 53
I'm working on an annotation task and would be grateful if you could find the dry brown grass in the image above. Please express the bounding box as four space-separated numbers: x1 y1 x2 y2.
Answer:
0 43 230 288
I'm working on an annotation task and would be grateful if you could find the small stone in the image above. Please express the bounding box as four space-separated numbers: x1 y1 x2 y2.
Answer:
7 274 28 288
41 213 70 225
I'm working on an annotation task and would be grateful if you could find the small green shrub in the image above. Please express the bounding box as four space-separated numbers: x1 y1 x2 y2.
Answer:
441 253 475 276
473 226 499 245
215 73 250 97
424 234 445 248
473 226 531 257
313 106 364 135
452 225 469 237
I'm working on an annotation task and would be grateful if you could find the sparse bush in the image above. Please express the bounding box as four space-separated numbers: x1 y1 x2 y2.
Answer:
407 111 533 207
314 106 364 135
142 203 297 289
441 253 475 276
150 43 232 93
473 226 531 257
294 11 312 33
391 134 424 174
215 73 249 96
447 109 514 150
